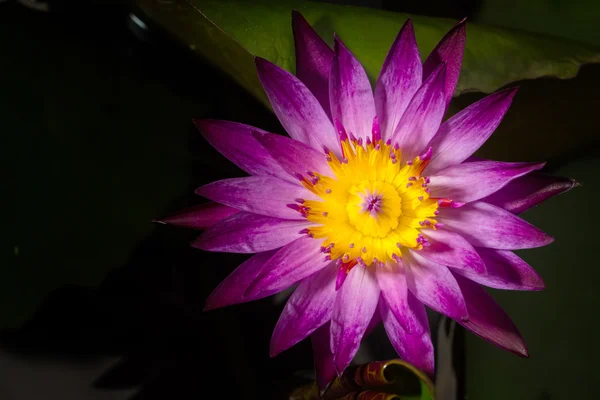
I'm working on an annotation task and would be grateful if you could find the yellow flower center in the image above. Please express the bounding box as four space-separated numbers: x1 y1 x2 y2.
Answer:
297 138 442 268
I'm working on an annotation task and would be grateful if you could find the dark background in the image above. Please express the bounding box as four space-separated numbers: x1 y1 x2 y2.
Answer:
3 0 599 399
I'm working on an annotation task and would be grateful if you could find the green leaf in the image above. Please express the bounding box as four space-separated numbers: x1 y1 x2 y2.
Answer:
136 0 600 108
475 0 600 47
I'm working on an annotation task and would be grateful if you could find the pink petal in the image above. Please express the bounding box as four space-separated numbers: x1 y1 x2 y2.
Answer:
426 88 518 174
482 172 579 214
255 57 340 155
194 119 292 182
292 11 333 118
329 35 376 142
405 251 468 321
429 161 545 203
380 294 434 375
195 176 316 220
453 248 545 291
311 322 336 391
331 266 380 374
375 260 419 333
374 19 422 141
192 212 311 253
423 19 466 110
253 132 332 179
453 272 528 357
245 236 331 298
420 228 486 274
439 201 554 250
389 63 447 161
270 263 337 356
203 250 278 311
155 202 238 230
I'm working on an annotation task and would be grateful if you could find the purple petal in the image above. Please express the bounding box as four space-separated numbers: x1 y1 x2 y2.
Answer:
420 228 486 274
255 57 340 155
311 322 336 391
329 35 376 142
245 236 332 298
453 248 545 291
429 161 545 203
192 212 311 253
194 119 291 182
439 201 554 250
292 10 333 118
405 251 468 321
195 176 316 220
365 307 382 338
482 172 579 214
389 63 447 161
380 294 434 375
270 263 337 356
155 202 238 230
453 272 528 357
374 19 422 141
426 88 518 174
254 132 332 179
376 260 419 334
331 266 380 374
423 19 466 110
204 250 278 311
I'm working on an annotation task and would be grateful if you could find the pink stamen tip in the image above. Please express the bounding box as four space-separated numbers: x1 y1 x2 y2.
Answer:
394 143 400 150
372 257 379 264
322 146 330 155
379 261 385 268
342 157 349 164
392 254 401 262
293 172 304 181
329 243 335 248
366 137 371 145
325 188 332 194
324 255 332 261
396 243 402 248
406 183 413 188
419 147 433 161
322 211 329 217
320 246 327 253
386 139 392 145
372 116 381 142
419 221 425 226
334 118 348 141
361 246 367 253
434 223 445 229
421 183 428 188
425 188 431 193
425 177 431 184
287 204 301 211
418 196 424 201
392 159 398 164
325 155 332 162
349 243 355 248
307 171 315 177
424 242 431 247
375 143 381 151
295 198 305 204
408 176 417 181
343 254 350 260
299 228 310 234
434 210 440 215
407 160 414 166
424 220 431 226
357 137 363 146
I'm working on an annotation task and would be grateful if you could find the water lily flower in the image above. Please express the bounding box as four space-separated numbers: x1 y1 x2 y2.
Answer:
158 11 577 388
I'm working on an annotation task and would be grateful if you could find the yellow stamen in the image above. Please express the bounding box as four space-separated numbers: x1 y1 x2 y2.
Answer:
303 139 440 267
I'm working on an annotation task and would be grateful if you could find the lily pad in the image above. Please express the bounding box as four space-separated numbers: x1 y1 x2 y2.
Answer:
136 0 600 109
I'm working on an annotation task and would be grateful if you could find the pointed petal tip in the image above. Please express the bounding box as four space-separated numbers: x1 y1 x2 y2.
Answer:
152 219 166 225
572 179 582 188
